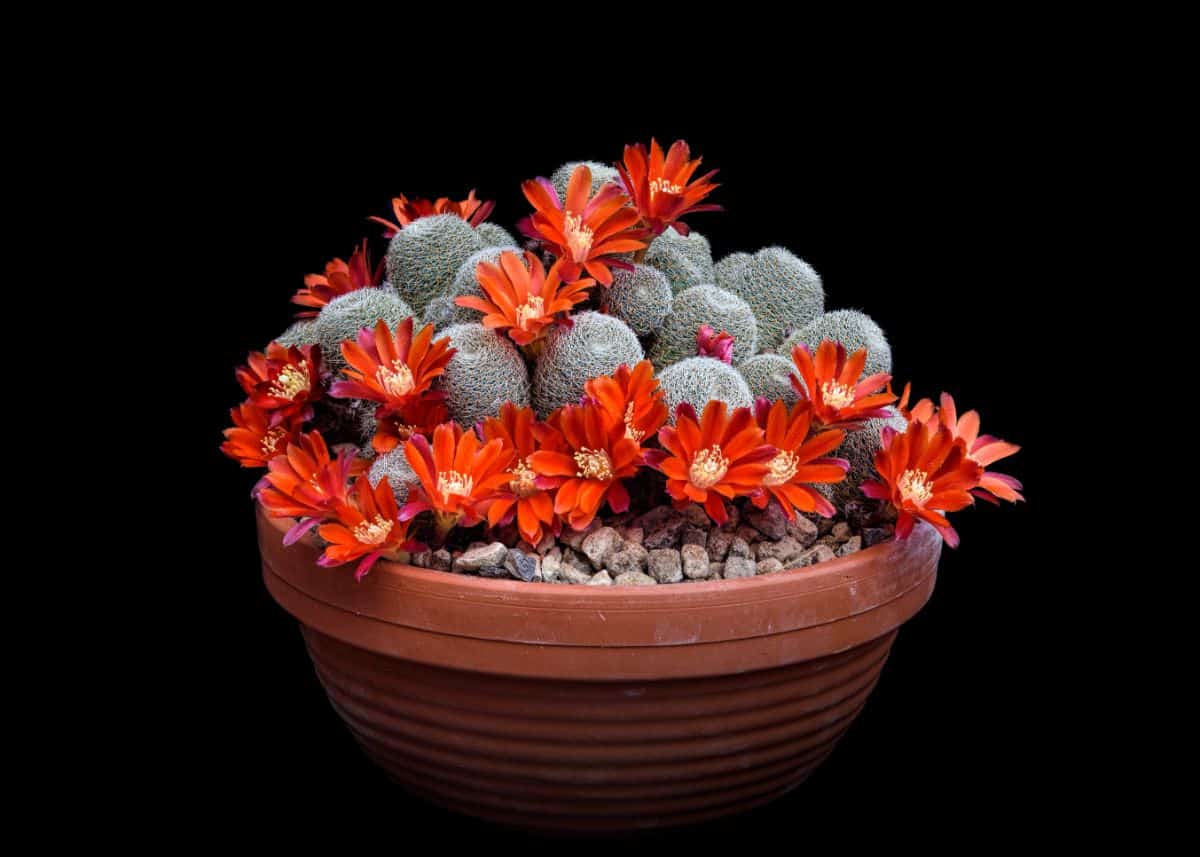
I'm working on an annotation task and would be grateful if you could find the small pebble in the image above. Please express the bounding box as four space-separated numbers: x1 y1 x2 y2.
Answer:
862 527 891 548
587 570 614 586
728 537 752 559
837 536 862 557
453 542 508 572
755 536 803 566
831 522 852 542
680 526 708 548
613 571 657 586
708 562 724 579
707 529 735 562
723 556 757 578
582 527 621 569
756 558 784 575
606 548 647 577
504 548 540 582
746 503 788 540
647 549 683 583
681 544 710 579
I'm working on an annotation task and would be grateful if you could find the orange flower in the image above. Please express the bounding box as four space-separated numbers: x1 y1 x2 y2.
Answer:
292 239 383 318
401 422 515 539
895 386 1023 505
455 251 593 346
318 476 422 580
370 396 451 454
583 360 668 445
330 318 455 409
860 420 984 548
749 399 849 520
369 190 494 238
519 165 647 286
616 138 722 236
645 401 776 524
790 341 895 430
236 342 322 422
221 402 302 468
257 430 366 545
527 402 643 531
480 403 565 547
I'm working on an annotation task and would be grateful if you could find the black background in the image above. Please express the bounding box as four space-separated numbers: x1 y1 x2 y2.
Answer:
182 95 1061 844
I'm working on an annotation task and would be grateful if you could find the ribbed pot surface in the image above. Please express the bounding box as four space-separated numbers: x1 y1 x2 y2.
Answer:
258 506 941 834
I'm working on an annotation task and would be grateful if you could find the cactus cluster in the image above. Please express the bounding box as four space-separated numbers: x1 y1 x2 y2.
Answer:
368 446 418 508
435 323 531 428
550 161 621 201
714 247 824 351
657 356 754 420
782 309 892 380
423 246 528 330
532 311 643 417
475 221 518 249
602 264 673 335
650 285 758 367
313 287 413 372
737 353 800 406
385 214 484 316
274 319 317 349
644 227 715 293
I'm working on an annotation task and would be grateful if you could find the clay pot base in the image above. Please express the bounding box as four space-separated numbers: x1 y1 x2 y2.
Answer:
259 504 941 833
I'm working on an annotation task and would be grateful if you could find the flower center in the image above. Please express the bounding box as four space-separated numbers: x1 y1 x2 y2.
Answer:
437 470 474 504
763 450 799 486
689 445 729 490
270 362 310 400
649 177 683 197
508 458 538 498
623 402 644 442
352 514 393 546
820 380 856 410
515 295 545 330
260 427 287 456
563 212 594 261
898 469 933 506
377 359 415 399
574 447 613 481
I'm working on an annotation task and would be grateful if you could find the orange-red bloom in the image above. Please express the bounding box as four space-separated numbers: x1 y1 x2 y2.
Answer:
646 401 776 524
330 318 455 409
455 251 593 346
790 341 895 430
369 190 494 238
370 396 451 454
750 399 849 520
221 402 302 468
292 239 383 318
318 476 422 580
480 403 565 547
616 138 722 236
257 430 366 544
519 165 647 286
895 386 1023 505
236 342 322 422
401 422 515 538
583 360 668 445
527 402 643 531
861 420 984 548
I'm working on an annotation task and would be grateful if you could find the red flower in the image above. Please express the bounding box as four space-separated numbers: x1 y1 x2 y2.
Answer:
330 319 455 410
318 476 423 580
292 239 383 318
749 399 849 520
646 401 776 524
527 402 643 531
896 386 1023 505
369 190 494 238
519 165 647 286
696 325 734 363
401 422 515 539
480 403 564 547
257 430 365 545
221 402 301 468
583 360 668 445
616 138 722 236
455 251 593 346
236 342 322 422
790 341 895 430
370 396 451 454
861 420 984 549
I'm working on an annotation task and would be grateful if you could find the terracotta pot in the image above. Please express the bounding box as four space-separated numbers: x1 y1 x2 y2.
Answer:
258 504 941 834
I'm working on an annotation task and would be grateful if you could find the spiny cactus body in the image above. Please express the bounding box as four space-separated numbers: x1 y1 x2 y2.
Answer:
435 323 531 427
550 161 620 201
532 311 643 418
368 446 418 508
475 222 518 249
715 247 824 352
275 319 317 349
644 227 715 294
385 214 484 316
424 246 529 330
602 264 673 335
821 408 908 508
314 287 413 372
657 356 754 421
783 309 892 380
650 285 758 367
738 353 800 406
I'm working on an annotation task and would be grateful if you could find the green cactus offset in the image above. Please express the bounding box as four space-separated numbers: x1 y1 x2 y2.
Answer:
650 284 758 367
602 264 673 335
435 323 531 427
313 287 414 373
532 311 643 418
657 356 755 421
714 247 824 352
782 309 892 382
385 214 485 316
737 353 801 406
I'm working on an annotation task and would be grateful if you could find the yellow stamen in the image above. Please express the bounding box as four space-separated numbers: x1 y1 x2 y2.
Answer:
508 458 538 498
574 447 614 481
689 445 729 490
821 380 856 410
515 295 545 330
353 515 393 546
563 211 594 261
436 470 474 504
763 450 799 486
898 469 933 506
649 177 683 197
260 427 287 456
270 362 310 400
623 402 644 442
377 360 415 399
